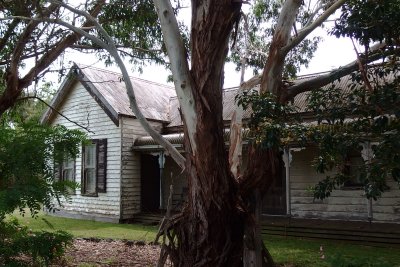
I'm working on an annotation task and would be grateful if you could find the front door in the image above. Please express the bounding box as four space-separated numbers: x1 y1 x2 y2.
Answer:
141 154 160 212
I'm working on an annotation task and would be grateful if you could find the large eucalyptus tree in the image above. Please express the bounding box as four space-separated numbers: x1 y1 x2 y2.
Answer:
151 0 400 266
1 1 399 266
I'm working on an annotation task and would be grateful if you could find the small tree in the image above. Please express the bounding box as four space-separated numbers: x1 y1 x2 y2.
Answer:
0 120 86 266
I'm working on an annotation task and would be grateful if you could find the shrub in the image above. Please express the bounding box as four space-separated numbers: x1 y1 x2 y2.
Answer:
0 218 73 266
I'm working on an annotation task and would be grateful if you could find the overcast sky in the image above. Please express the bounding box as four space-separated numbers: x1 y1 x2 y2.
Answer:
66 31 356 89
38 1 359 90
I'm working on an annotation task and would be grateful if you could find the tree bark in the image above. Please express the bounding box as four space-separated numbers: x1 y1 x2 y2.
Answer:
261 0 302 98
155 0 246 266
178 1 244 265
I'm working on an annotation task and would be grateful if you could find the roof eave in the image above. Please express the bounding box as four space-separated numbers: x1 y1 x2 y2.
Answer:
40 68 77 125
75 65 120 127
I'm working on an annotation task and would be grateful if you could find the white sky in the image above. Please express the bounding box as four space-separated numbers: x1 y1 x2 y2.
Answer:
120 33 356 88
36 1 360 90
67 30 356 89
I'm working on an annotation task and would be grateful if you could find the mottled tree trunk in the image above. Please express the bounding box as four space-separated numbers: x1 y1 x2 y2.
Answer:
170 1 245 265
154 0 343 266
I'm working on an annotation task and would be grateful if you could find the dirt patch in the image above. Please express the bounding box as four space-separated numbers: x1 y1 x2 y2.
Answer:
58 239 161 266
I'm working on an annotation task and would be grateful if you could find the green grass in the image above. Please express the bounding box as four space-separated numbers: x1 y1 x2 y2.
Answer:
10 211 157 242
264 235 400 267
9 212 400 267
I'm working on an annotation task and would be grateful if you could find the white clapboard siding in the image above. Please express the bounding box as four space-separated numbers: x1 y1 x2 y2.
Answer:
290 147 368 221
119 116 163 220
373 180 400 222
51 81 122 222
290 147 400 223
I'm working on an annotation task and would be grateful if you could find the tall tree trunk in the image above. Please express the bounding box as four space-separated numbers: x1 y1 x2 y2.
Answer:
169 1 245 266
155 0 347 265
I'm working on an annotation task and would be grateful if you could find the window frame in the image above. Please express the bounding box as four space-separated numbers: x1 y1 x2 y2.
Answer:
53 154 76 195
81 139 107 197
61 156 76 194
341 150 365 190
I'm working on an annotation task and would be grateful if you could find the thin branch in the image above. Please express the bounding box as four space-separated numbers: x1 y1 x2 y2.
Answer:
283 0 346 54
303 1 324 28
0 19 20 52
350 37 373 92
71 44 163 53
20 0 105 89
10 3 60 81
0 45 60 65
18 96 95 134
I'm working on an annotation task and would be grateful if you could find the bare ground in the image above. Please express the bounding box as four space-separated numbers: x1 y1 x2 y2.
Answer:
57 239 162 267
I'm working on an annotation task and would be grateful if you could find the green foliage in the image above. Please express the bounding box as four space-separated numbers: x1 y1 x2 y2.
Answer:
229 1 321 78
306 68 400 200
0 122 86 219
0 218 73 267
332 0 400 46
0 121 84 266
237 90 298 147
97 0 167 70
88 0 189 73
240 66 400 201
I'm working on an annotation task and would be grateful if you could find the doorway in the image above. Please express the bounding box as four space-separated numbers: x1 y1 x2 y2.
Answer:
140 154 160 212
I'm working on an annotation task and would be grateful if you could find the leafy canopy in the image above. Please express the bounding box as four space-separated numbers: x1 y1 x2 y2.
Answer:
0 122 86 219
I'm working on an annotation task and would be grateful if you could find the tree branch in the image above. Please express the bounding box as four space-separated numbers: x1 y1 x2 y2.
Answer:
153 0 198 155
282 0 346 54
71 44 163 54
10 3 60 79
0 1 105 116
20 0 105 89
286 43 397 99
0 19 20 52
18 96 95 134
54 0 186 169
260 0 302 96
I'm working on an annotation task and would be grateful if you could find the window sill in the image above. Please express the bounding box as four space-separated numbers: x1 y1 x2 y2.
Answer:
81 193 98 197
340 186 363 190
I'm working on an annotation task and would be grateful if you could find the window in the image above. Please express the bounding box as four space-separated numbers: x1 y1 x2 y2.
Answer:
62 157 75 183
82 139 107 196
342 150 364 189
54 155 76 194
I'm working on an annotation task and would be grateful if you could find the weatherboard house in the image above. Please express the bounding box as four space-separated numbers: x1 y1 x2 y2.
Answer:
41 64 400 225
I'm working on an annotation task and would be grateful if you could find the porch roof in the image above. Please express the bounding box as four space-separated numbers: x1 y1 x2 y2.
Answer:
133 129 252 151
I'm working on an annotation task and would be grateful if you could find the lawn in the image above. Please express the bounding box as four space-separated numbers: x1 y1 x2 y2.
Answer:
264 235 400 267
10 211 157 242
10 212 400 267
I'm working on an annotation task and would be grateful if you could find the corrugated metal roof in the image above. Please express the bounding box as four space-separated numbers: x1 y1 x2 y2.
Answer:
134 128 251 148
167 74 356 127
291 74 354 113
46 64 391 129
77 64 176 122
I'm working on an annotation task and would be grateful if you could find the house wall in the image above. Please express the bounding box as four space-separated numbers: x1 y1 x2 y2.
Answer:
51 81 122 222
290 147 400 223
119 116 163 220
373 180 400 222
161 156 187 210
155 145 399 224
